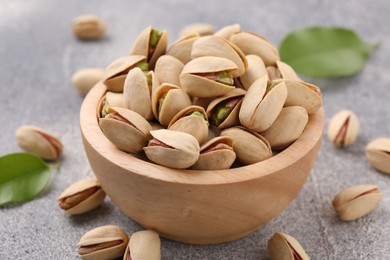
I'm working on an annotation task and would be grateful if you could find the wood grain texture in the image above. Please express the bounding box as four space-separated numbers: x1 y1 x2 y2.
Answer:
80 82 324 244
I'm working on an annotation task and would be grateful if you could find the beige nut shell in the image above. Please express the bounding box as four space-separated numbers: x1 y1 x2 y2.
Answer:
154 55 184 87
166 33 200 64
180 23 214 37
214 24 241 39
268 232 309 260
124 230 161 260
366 138 390 174
72 15 106 40
239 54 267 90
328 110 360 148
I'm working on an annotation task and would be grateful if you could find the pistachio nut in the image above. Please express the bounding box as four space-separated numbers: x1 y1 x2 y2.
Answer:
180 56 238 97
144 129 200 169
328 110 359 148
166 33 200 64
179 23 214 37
57 178 105 215
151 83 192 126
268 232 309 260
332 185 382 221
239 76 287 132
130 26 168 68
192 136 236 170
207 88 246 129
77 225 129 260
366 138 390 174
214 24 241 39
154 55 184 87
168 105 209 144
99 107 152 153
191 35 247 77
15 125 63 161
261 106 309 150
267 60 300 81
221 127 272 165
72 15 106 40
103 55 148 92
236 54 267 90
71 68 105 96
229 31 280 66
123 67 156 120
97 92 124 118
279 79 322 114
124 230 161 260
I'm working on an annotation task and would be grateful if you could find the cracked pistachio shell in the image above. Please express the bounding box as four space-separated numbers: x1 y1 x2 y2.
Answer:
328 110 359 148
366 138 390 174
166 33 200 64
277 79 322 114
154 55 184 87
221 127 272 165
123 67 155 120
99 107 152 153
239 76 287 132
130 26 168 68
261 106 309 150
57 178 105 215
152 83 192 126
103 55 146 92
168 105 209 144
71 68 105 96
238 54 267 90
268 232 309 260
124 230 161 260
78 225 129 260
96 92 124 118
180 56 238 97
332 185 382 221
267 60 301 81
229 31 280 66
15 125 63 161
72 15 106 40
144 129 200 169
192 136 236 170
207 88 246 129
180 23 214 37
191 35 247 77
214 24 241 39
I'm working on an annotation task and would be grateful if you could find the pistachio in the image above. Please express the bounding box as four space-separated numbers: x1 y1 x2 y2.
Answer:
154 55 184 87
99 107 152 153
366 138 390 174
332 185 382 221
267 60 300 81
268 232 309 260
15 125 63 161
72 15 106 40
180 23 214 37
97 92 124 119
261 106 309 150
71 68 105 96
166 33 200 64
328 110 359 148
214 24 241 39
78 225 129 260
144 129 200 169
57 178 105 215
221 127 272 165
237 54 267 90
124 230 161 260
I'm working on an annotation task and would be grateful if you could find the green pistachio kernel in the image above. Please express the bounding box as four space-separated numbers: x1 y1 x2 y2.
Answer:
144 72 153 92
101 103 110 118
266 81 278 92
150 29 162 47
217 71 234 86
212 104 231 126
136 61 149 71
188 111 207 121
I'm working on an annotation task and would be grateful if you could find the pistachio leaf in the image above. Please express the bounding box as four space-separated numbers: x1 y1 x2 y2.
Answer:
279 27 378 77
0 153 52 205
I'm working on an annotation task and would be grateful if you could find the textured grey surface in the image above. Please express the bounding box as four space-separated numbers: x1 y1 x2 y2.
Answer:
0 0 389 259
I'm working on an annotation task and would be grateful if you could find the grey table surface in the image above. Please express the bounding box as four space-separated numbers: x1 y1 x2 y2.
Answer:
1 0 389 259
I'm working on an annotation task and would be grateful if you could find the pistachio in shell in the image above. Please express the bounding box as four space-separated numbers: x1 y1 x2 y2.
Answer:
214 24 241 39
154 55 184 87
71 68 105 96
237 54 267 90
166 33 200 64
207 88 246 129
144 129 200 169
267 60 301 81
191 35 247 77
77 225 129 260
180 56 238 97
58 178 105 215
72 15 106 41
328 110 360 148
99 107 152 153
180 23 214 37
97 91 124 118
192 136 236 170
151 83 192 126
130 26 168 68
239 76 287 132
268 232 309 260
261 106 309 150
229 31 280 66
15 125 63 161
366 137 390 174
124 230 161 260
221 127 272 165
168 105 209 144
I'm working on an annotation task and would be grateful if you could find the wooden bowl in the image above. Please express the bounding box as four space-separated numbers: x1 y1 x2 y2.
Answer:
80 82 324 245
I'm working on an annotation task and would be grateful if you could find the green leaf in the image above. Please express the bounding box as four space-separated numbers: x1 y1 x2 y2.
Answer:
279 26 378 77
0 153 52 205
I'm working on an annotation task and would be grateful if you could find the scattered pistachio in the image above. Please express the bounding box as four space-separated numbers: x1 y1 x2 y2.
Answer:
124 230 161 260
366 137 390 174
72 15 106 40
328 110 360 148
268 232 309 260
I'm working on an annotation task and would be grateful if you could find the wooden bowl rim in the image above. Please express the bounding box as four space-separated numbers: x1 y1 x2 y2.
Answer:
80 81 324 185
